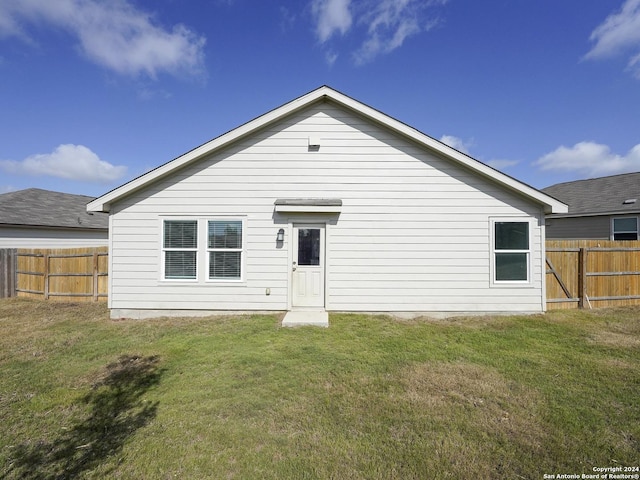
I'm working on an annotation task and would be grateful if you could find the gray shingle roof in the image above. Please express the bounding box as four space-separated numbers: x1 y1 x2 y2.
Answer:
0 188 108 230
542 172 640 216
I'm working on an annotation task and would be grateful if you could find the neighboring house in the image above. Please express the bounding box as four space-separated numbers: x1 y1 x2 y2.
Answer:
542 173 640 240
0 188 108 248
88 86 567 320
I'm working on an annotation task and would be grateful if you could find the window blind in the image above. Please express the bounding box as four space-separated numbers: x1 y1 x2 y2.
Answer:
164 220 197 279
208 220 242 280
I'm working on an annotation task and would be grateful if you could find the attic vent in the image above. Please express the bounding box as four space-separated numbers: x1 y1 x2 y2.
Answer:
623 198 637 205
308 136 321 151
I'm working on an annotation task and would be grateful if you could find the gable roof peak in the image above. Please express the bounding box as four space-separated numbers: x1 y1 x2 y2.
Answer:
88 87 567 215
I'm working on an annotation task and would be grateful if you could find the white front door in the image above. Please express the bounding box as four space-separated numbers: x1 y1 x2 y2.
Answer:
292 224 325 308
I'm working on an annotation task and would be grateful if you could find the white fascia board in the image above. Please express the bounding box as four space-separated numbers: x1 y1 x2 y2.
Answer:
547 209 640 219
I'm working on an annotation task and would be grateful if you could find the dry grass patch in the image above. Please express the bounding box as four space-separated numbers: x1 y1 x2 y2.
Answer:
586 313 640 348
589 330 640 348
399 361 546 477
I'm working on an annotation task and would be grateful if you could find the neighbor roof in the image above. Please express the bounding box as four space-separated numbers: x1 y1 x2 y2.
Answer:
88 85 567 215
542 172 640 217
0 188 108 230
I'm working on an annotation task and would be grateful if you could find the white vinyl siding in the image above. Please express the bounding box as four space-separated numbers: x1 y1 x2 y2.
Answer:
0 227 108 248
108 101 546 314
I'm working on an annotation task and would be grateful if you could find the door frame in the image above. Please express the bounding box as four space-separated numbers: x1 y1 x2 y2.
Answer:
288 221 327 310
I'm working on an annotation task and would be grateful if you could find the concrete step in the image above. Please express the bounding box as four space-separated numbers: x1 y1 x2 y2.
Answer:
282 310 329 327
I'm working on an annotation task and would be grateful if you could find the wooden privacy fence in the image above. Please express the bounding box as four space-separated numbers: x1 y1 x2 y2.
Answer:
2 242 640 309
546 240 640 310
11 247 108 302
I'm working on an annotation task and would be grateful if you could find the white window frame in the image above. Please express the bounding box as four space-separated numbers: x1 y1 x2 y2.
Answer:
206 218 245 282
160 217 246 283
611 216 639 241
162 219 198 282
490 218 533 286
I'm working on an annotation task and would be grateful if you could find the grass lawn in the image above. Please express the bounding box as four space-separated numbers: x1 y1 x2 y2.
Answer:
0 299 638 479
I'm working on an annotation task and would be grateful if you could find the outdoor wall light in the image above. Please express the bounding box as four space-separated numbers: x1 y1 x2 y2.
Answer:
277 228 285 242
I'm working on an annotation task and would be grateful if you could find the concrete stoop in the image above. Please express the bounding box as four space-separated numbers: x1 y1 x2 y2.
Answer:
281 310 329 327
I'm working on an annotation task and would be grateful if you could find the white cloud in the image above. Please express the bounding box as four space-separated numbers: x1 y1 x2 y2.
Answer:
584 0 640 78
439 134 471 154
279 6 297 32
485 159 519 169
311 0 353 43
0 0 206 78
0 144 128 183
439 134 519 170
325 51 339 67
534 141 640 177
310 0 447 65
354 0 442 64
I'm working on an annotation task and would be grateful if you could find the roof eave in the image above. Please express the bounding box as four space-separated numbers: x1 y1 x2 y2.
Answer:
0 222 108 231
546 209 640 219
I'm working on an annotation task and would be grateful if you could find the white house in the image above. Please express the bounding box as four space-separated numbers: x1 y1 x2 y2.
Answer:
88 86 567 322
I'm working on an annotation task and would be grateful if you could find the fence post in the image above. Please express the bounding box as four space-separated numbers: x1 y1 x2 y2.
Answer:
43 253 50 300
0 249 17 298
578 248 587 309
92 252 99 302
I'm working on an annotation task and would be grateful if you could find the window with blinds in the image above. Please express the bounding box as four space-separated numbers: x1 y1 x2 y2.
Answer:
208 220 243 279
163 220 198 280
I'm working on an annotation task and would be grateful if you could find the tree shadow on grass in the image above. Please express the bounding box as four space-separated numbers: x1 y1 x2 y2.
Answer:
8 355 163 480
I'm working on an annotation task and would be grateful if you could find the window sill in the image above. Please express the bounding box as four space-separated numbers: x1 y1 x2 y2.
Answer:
159 279 246 286
491 281 534 288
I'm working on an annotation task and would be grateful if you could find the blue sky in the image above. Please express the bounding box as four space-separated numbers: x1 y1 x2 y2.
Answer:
1 0 639 198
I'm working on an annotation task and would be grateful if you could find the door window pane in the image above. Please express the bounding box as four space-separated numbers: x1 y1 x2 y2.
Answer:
298 229 320 266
